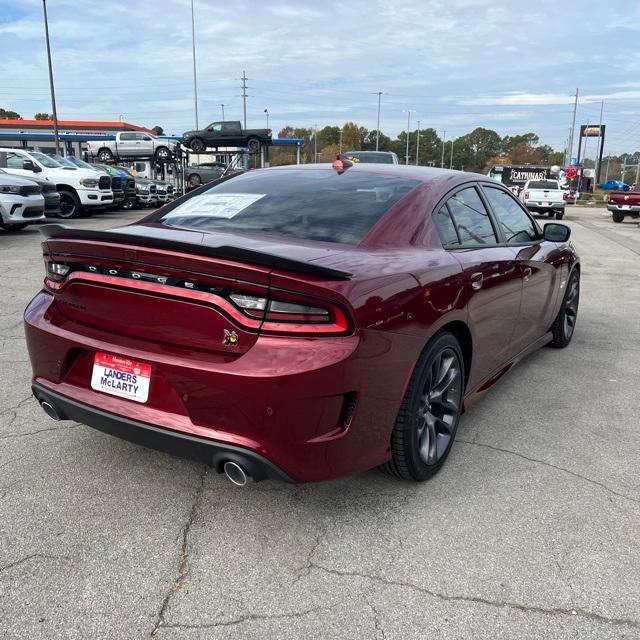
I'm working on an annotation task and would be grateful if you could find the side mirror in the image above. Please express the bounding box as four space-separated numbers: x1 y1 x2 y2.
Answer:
22 160 41 172
544 223 571 242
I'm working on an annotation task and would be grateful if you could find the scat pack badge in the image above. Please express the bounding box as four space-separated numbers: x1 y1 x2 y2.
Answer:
223 329 239 347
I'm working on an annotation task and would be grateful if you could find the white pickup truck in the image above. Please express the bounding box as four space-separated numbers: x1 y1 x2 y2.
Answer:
86 132 176 163
519 179 565 220
0 148 112 218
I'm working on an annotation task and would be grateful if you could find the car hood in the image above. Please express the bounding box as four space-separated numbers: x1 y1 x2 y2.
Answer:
0 172 44 187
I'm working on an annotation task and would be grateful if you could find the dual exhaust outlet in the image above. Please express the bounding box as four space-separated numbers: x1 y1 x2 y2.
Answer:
38 399 253 487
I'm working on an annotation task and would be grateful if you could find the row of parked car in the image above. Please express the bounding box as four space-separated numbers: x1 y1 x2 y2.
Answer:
0 148 176 232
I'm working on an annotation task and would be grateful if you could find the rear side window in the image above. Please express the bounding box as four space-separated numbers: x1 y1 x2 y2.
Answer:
446 187 497 246
434 205 460 247
528 180 558 190
483 186 539 244
120 133 136 141
161 169 419 245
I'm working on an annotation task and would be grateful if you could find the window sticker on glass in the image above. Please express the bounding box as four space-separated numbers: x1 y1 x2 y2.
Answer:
168 193 266 219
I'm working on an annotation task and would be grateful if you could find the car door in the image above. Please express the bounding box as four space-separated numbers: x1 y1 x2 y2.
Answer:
118 132 137 156
436 185 522 388
204 122 223 146
221 122 241 146
481 184 563 354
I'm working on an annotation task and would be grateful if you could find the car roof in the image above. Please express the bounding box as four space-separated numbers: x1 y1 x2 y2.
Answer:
261 162 486 186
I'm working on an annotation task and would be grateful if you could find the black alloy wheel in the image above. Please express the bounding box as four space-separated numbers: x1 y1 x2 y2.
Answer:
381 331 464 481
58 190 81 218
155 147 170 162
247 138 260 154
550 270 580 348
190 138 205 153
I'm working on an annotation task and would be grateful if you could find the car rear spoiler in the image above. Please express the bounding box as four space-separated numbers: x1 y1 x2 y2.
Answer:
38 224 353 280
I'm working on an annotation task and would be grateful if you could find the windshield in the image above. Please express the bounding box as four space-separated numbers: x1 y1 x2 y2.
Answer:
528 180 558 190
161 169 419 245
29 152 64 168
343 152 395 164
63 156 95 170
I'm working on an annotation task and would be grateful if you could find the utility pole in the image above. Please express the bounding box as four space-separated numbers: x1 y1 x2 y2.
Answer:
441 130 446 168
594 100 604 183
375 91 382 151
240 70 248 130
403 110 415 165
605 156 610 181
567 88 579 165
415 120 420 165
190 0 199 129
449 138 454 169
219 103 225 121
314 124 318 163
339 129 343 154
42 0 60 155
264 108 269 130
636 158 640 186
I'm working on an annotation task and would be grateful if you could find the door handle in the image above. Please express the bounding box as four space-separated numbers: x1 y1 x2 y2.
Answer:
523 267 532 281
470 272 483 290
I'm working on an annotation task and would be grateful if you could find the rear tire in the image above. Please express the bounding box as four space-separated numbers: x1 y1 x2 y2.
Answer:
58 189 82 218
555 210 564 220
190 138 205 153
380 331 464 481
547 211 555 217
612 211 624 223
97 148 114 163
188 173 202 187
549 269 580 348
247 138 260 154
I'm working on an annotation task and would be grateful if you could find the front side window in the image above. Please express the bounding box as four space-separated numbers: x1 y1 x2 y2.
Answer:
446 187 497 246
137 134 152 141
4 152 25 169
161 169 419 245
208 123 223 132
29 152 62 168
483 186 539 244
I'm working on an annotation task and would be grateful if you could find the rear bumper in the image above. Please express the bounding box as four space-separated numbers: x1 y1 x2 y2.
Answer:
31 382 293 482
524 202 564 211
24 291 415 482
608 204 640 213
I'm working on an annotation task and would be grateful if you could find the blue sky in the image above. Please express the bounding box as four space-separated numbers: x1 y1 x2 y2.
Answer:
1 0 639 155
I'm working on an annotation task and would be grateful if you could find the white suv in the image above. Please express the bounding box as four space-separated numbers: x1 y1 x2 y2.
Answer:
0 148 113 218
0 171 45 231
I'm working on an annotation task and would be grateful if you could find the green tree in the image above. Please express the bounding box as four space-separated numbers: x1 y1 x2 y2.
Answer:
318 125 340 148
341 122 361 151
278 125 295 138
0 108 22 120
34 112 53 120
454 127 501 172
152 125 164 135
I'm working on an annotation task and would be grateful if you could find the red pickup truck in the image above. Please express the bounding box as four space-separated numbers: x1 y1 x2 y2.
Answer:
607 187 640 222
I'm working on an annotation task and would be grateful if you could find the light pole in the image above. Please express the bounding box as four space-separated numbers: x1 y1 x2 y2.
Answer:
339 129 343 154
314 124 318 163
219 103 225 121
449 139 454 169
415 120 420 166
375 91 382 151
42 0 60 155
264 108 269 129
441 130 446 168
190 0 199 129
403 110 415 165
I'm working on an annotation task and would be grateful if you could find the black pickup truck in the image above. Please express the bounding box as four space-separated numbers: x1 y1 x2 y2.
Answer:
181 121 272 154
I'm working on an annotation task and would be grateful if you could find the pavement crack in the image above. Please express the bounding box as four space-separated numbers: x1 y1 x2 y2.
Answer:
0 424 81 440
368 600 387 640
162 607 331 630
0 554 71 574
150 465 208 637
456 439 640 505
291 528 326 586
310 563 639 628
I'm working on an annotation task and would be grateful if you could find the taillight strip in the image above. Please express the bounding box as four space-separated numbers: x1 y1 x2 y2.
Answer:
46 272 262 330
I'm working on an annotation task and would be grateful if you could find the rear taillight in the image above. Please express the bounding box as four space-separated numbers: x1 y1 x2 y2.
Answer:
524 191 529 199
227 291 350 336
42 259 352 337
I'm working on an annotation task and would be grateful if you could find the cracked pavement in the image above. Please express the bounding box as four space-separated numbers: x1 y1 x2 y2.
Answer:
1 208 639 639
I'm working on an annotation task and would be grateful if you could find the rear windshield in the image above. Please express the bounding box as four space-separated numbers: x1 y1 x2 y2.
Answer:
161 169 419 245
528 180 558 189
343 152 395 164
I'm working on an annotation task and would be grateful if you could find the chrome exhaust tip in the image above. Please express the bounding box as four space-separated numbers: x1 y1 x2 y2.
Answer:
223 461 252 487
40 400 60 422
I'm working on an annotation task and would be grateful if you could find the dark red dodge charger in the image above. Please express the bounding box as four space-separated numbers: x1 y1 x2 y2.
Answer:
25 164 579 485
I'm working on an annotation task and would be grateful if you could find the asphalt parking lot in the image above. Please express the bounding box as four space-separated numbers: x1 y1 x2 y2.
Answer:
1 206 639 639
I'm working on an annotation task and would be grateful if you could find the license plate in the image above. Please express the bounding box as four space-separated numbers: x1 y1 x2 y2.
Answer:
622 205 630 209
91 352 151 403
